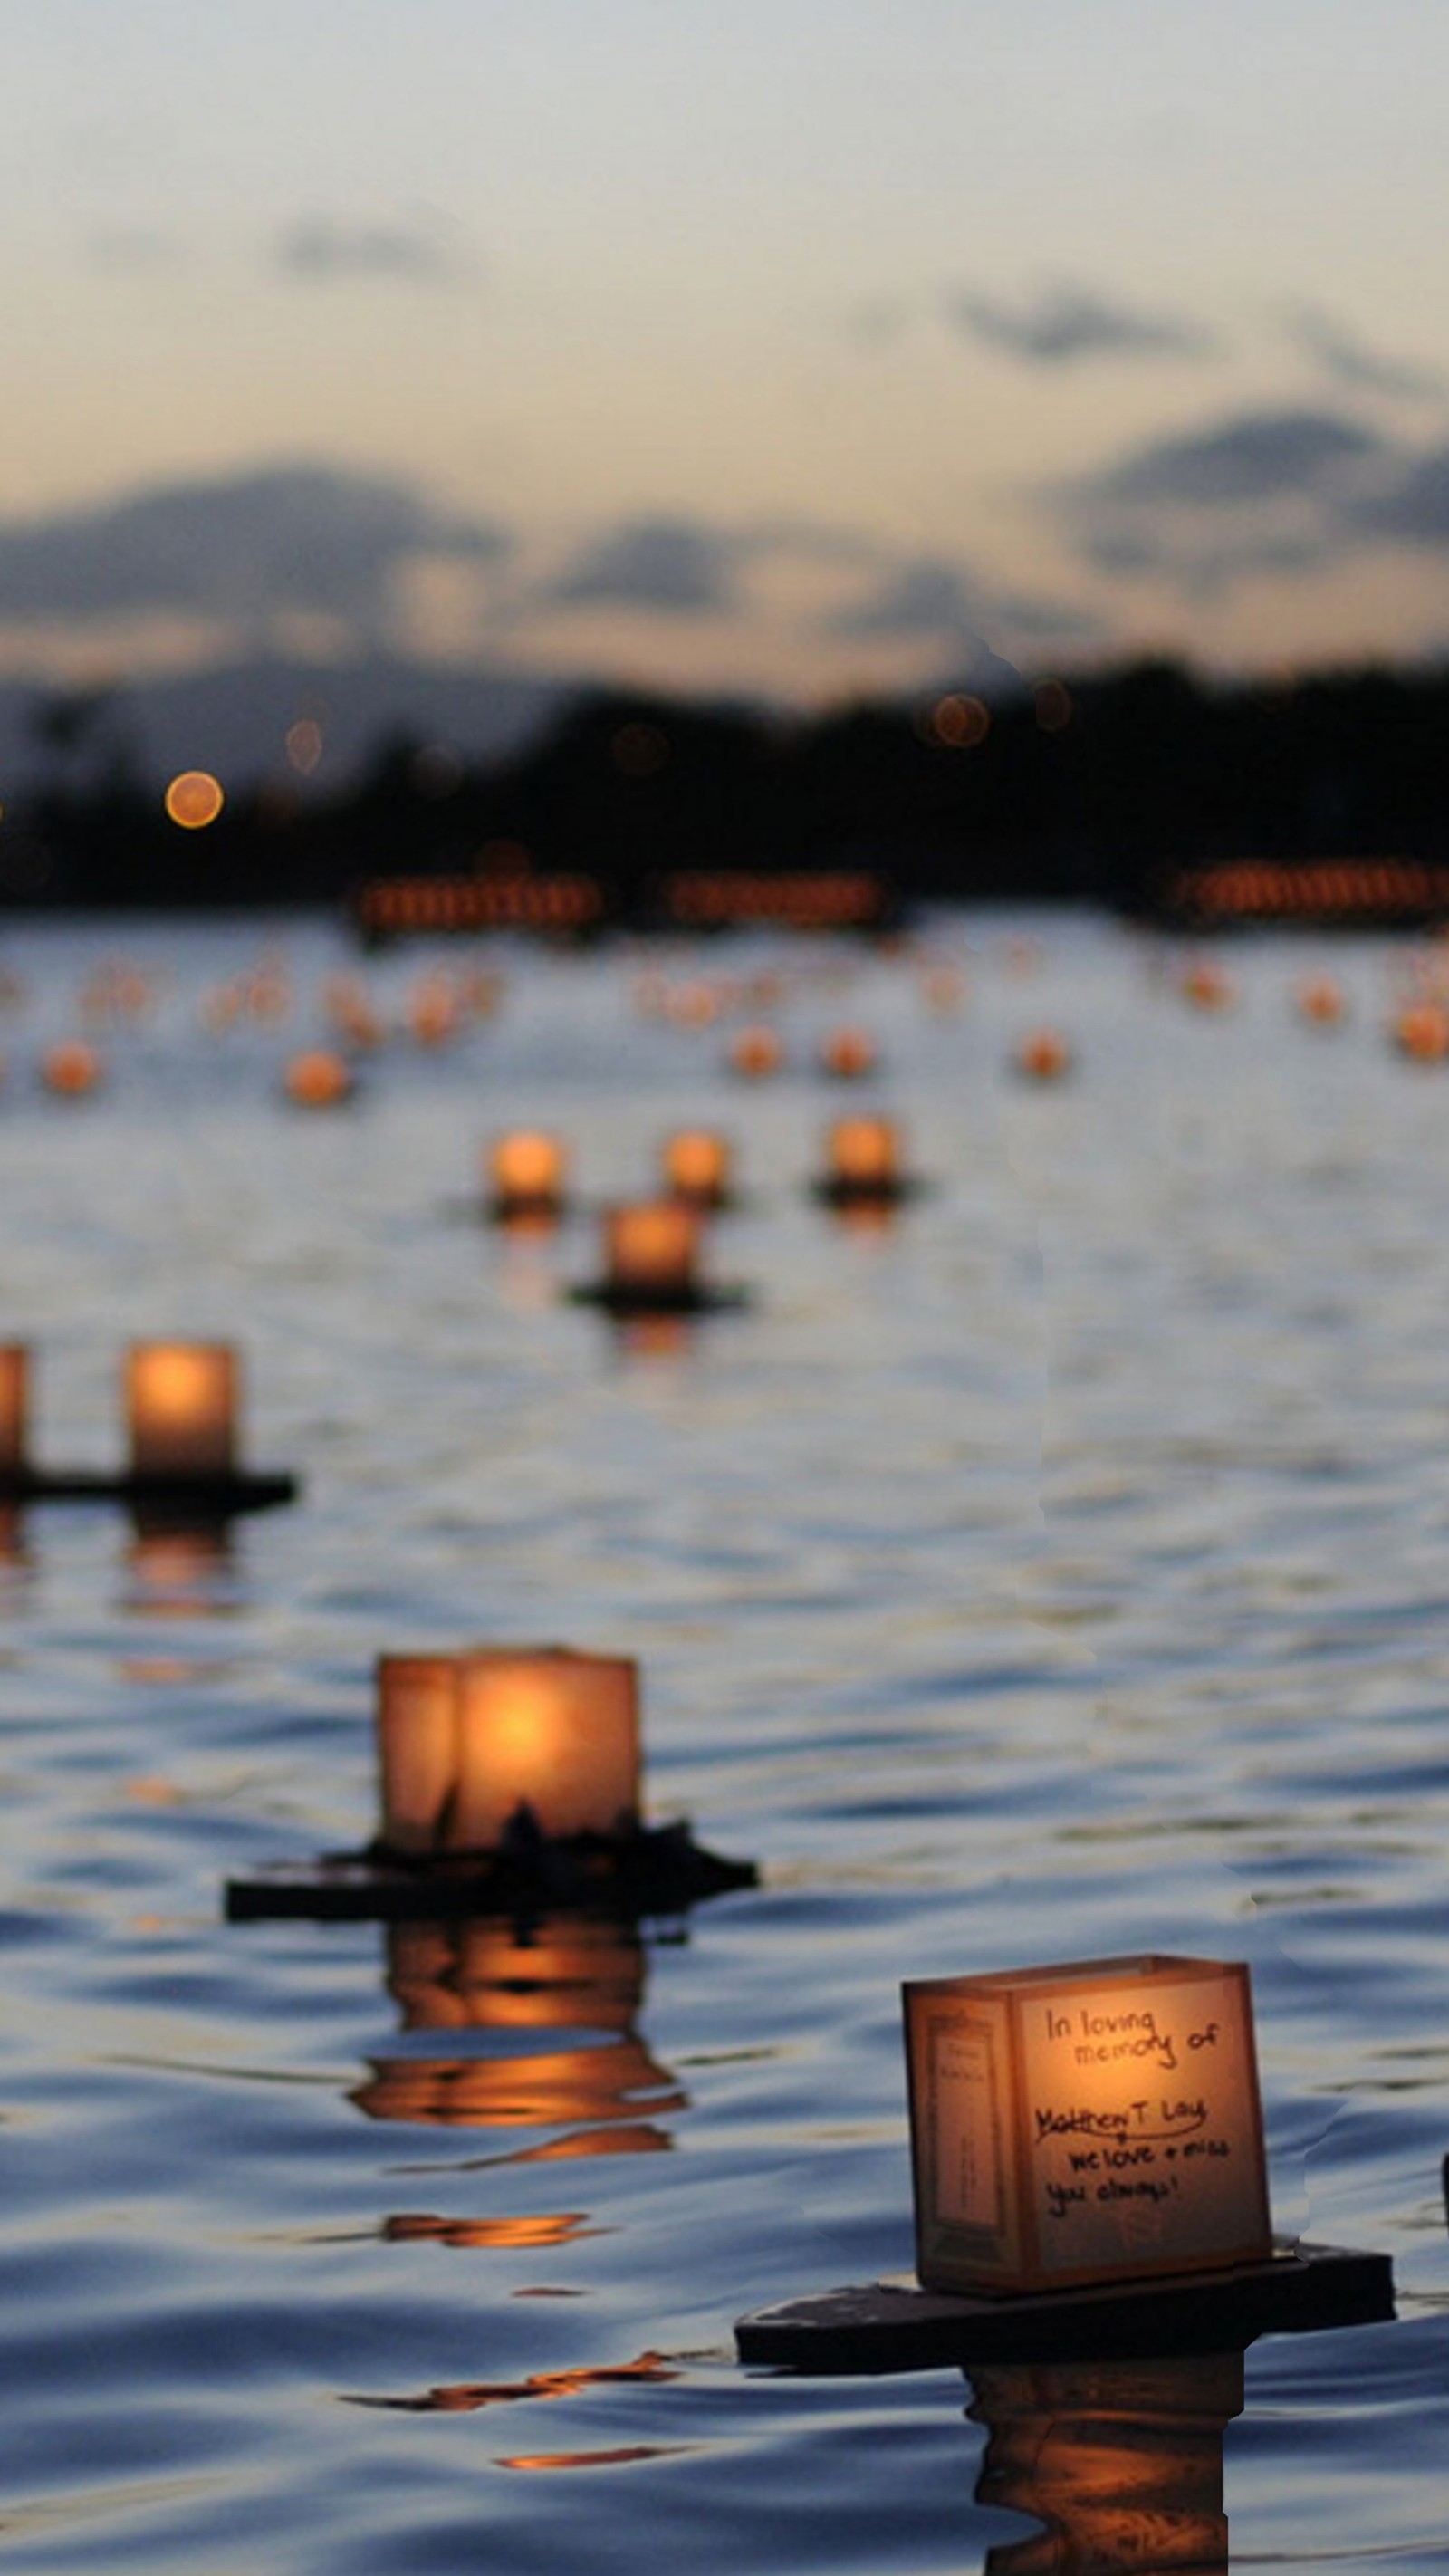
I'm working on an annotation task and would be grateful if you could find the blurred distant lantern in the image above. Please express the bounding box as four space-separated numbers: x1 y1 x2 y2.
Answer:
661 1129 733 1209
488 1129 569 1221
0 1345 29 1474
1394 1000 1449 1062
39 1039 102 1098
1012 1028 1073 1082
1033 676 1074 733
818 1025 878 1080
728 1025 784 1079
322 976 384 1051
283 1047 355 1108
921 964 966 1014
1296 975 1347 1028
376 1648 640 1857
126 1342 238 1479
902 1954 1271 2297
604 1200 702 1301
408 976 462 1046
164 769 225 831
1180 958 1235 1012
665 980 720 1029
819 1114 906 1206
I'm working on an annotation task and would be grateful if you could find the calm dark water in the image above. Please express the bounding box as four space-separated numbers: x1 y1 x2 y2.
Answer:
2 916 1448 2572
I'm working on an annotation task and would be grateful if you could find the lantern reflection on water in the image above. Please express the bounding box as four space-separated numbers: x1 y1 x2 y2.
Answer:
350 1916 683 2148
968 2347 1242 2576
376 1648 641 1857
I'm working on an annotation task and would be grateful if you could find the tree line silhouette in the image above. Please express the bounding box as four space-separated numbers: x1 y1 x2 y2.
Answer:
5 658 1449 921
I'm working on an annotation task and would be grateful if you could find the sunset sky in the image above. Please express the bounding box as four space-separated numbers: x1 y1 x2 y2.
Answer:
5 1 1449 710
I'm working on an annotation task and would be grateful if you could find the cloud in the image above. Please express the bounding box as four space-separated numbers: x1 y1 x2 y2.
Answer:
1062 405 1392 592
276 216 465 284
0 465 508 629
1285 305 1444 402
829 557 988 640
549 519 741 614
1349 446 1449 547
1087 408 1385 506
945 279 1219 366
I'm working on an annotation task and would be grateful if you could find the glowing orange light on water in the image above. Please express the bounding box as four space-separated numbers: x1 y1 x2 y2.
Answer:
728 1024 783 1079
283 1047 355 1107
40 1040 103 1097
818 1024 878 1080
1013 1027 1072 1081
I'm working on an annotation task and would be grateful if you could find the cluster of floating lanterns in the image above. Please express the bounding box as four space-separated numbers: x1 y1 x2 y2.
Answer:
4 917 1402 2557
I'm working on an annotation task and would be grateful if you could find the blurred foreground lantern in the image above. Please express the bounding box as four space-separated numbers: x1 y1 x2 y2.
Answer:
283 1047 355 1108
903 1955 1271 2295
728 1025 783 1079
488 1129 568 1220
661 1129 733 1209
0 1345 29 1473
377 1648 640 1857
819 1025 878 1081
127 1343 237 1478
40 1040 102 1098
1013 1028 1072 1082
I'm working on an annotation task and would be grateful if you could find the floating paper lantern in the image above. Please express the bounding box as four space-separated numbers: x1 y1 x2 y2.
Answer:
0 1345 29 1473
1180 960 1235 1013
1296 975 1346 1028
126 1343 238 1478
489 1129 568 1218
1013 1028 1073 1081
602 1200 703 1302
728 1025 784 1079
40 1040 102 1098
283 1047 355 1107
903 1954 1271 2295
661 1129 733 1208
1394 1001 1449 1062
819 1025 878 1080
376 1647 641 1856
825 1114 901 1194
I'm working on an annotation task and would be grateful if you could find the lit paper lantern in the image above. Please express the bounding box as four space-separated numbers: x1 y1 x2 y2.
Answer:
827 1115 901 1191
662 1129 733 1207
126 1343 238 1478
0 1345 29 1473
376 1647 640 1854
903 1954 1271 2295
603 1201 702 1300
819 1025 878 1080
489 1129 568 1216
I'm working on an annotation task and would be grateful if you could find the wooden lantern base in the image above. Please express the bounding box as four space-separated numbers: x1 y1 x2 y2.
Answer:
485 1192 569 1224
735 2240 1394 2373
565 1281 753 1317
809 1176 926 1210
226 1813 758 1923
0 1466 299 1515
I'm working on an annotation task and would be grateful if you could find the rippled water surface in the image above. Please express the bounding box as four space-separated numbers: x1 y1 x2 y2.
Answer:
4 915 1449 2571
